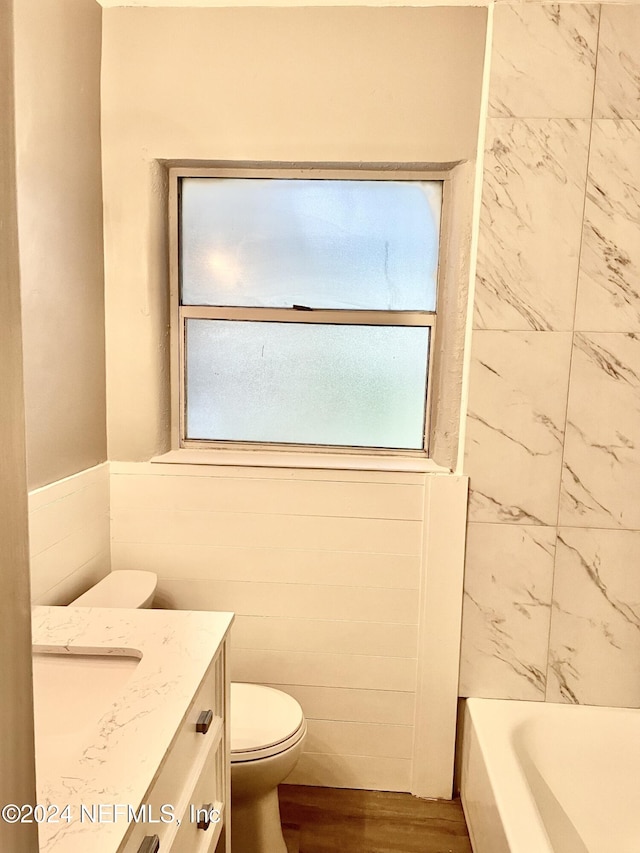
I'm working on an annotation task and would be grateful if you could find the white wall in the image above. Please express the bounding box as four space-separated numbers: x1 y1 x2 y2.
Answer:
111 462 421 790
29 464 110 606
101 5 486 462
13 0 106 490
110 462 468 793
0 1 38 846
97 5 484 794
20 454 467 795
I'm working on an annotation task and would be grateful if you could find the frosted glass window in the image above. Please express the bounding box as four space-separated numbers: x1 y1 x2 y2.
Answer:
185 320 430 449
181 179 441 311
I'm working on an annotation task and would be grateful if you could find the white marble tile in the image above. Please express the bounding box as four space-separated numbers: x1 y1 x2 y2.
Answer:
474 119 590 331
575 120 640 332
594 5 640 119
459 523 555 700
489 4 598 118
547 528 640 706
466 331 572 525
560 333 640 529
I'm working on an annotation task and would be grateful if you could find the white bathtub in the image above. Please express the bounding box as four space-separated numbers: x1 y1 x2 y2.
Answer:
460 698 640 853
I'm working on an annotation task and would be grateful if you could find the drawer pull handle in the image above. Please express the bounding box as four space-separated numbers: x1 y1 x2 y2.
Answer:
137 836 160 853
196 709 213 734
196 802 215 831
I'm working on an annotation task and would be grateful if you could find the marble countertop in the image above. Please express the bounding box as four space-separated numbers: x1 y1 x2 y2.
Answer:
31 605 234 853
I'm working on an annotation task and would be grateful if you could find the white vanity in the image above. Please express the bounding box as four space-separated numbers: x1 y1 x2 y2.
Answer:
31 606 234 853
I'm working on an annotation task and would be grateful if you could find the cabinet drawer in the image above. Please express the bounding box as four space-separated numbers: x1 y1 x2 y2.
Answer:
171 742 225 853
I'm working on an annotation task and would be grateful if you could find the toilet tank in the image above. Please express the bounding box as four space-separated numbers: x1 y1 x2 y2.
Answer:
70 571 157 609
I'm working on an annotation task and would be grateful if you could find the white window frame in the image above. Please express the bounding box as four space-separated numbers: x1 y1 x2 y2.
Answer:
169 164 450 458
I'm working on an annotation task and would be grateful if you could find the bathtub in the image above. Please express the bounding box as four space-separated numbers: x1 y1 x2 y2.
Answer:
460 698 640 853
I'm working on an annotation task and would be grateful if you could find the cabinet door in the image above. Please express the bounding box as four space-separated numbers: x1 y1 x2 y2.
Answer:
171 743 225 853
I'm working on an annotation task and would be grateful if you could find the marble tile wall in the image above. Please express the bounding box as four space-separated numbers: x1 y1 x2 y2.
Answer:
460 3 640 706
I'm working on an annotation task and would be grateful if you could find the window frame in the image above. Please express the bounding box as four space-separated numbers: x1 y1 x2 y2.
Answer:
169 164 450 457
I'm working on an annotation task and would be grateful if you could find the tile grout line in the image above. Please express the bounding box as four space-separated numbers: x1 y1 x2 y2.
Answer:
545 3 602 703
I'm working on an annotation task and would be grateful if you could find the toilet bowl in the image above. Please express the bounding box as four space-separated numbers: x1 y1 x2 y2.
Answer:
230 682 306 853
70 571 306 853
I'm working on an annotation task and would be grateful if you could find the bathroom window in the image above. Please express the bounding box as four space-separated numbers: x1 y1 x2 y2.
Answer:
170 167 442 453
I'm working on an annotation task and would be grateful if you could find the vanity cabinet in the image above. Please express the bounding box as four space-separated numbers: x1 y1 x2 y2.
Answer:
33 606 234 853
120 649 230 853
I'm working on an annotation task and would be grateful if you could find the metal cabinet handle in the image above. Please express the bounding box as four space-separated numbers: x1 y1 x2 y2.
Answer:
196 709 213 734
196 802 214 831
137 836 160 853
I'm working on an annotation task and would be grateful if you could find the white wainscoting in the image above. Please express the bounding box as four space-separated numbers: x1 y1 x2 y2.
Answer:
110 461 467 795
29 463 110 604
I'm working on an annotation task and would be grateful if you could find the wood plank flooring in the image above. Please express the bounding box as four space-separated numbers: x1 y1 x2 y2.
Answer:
278 784 472 853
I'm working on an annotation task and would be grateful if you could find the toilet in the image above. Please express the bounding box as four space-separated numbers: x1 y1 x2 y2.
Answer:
230 682 306 853
69 570 306 853
70 570 157 608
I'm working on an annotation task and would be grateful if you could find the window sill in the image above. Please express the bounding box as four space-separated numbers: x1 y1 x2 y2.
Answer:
151 448 450 474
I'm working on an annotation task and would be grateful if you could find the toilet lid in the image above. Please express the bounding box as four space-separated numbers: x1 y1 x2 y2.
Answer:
230 683 305 762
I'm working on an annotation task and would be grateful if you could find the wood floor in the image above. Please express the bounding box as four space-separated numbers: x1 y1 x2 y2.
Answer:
278 785 472 853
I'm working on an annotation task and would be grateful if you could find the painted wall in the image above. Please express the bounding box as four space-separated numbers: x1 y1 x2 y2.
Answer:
101 5 486 462
0 1 38 846
13 0 107 490
101 6 485 793
460 4 640 707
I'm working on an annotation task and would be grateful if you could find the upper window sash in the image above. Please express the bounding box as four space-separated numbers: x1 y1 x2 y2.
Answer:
177 173 442 312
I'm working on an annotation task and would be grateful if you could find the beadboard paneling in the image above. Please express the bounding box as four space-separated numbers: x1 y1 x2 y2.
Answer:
110 470 424 520
231 648 417 693
29 464 110 604
111 541 420 589
110 462 425 791
263 684 416 727
285 752 413 793
33 554 110 610
156 578 418 624
231 615 418 658
304 719 414 760
111 508 422 556
109 460 426 485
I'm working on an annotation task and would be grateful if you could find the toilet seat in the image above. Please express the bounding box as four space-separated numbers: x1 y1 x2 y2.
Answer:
230 683 306 763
